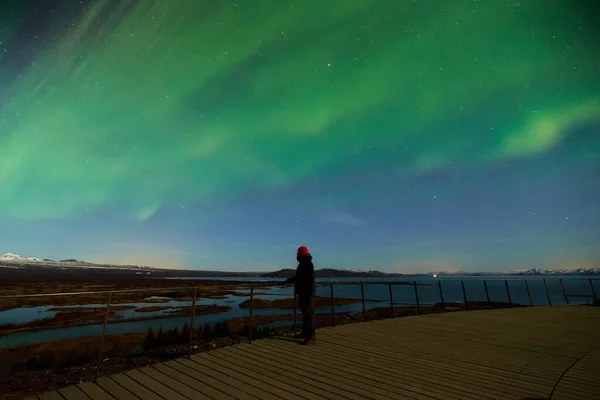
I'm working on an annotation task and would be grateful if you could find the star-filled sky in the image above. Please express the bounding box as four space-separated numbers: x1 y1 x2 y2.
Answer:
0 0 599 272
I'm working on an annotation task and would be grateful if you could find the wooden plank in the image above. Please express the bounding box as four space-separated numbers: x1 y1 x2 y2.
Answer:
390 321 597 349
178 357 277 400
76 382 115 400
96 377 139 400
254 338 512 400
201 350 327 400
337 342 558 386
227 344 420 400
139 366 212 400
125 369 187 400
192 353 307 400
246 340 465 400
59 385 91 400
244 340 512 400
354 323 584 358
317 328 571 377
383 315 599 344
315 328 567 385
563 375 600 389
553 381 599 398
553 387 598 400
324 333 566 371
165 360 259 400
38 392 65 400
110 374 162 400
369 310 600 336
331 319 586 362
218 346 351 400
334 317 574 347
250 337 544 398
152 363 231 400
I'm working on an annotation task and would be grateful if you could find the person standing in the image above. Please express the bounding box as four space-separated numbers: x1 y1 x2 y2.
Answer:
284 246 316 344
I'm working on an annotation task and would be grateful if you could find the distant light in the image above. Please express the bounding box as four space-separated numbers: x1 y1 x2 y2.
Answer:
433 274 437 278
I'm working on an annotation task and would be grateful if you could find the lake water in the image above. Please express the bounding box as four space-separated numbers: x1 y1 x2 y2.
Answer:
0 276 596 349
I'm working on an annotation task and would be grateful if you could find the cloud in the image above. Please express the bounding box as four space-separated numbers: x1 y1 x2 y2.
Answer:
322 211 364 227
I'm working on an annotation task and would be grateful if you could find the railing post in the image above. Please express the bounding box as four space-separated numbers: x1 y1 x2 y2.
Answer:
438 280 445 313
330 283 335 327
504 280 512 306
461 280 468 311
483 280 491 309
413 281 420 315
389 283 394 318
249 285 254 343
188 287 197 358
360 283 366 320
524 280 533 306
95 291 112 382
543 279 552 306
590 279 597 299
560 279 569 305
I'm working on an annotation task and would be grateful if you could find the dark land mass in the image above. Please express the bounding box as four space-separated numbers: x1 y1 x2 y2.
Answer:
0 269 271 311
260 268 406 278
166 305 232 317
0 304 232 336
47 306 135 312
0 260 406 279
134 306 173 313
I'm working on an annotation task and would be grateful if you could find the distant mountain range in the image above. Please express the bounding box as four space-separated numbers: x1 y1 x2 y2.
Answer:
260 268 405 278
0 254 403 278
434 268 600 276
0 252 153 271
1 252 598 277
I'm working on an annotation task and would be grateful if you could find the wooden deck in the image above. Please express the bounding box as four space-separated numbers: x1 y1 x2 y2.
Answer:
28 306 599 400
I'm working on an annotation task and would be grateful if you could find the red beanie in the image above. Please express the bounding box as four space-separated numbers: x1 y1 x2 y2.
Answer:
297 246 309 256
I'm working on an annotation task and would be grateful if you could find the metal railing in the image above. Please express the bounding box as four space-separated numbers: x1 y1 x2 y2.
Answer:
0 277 597 380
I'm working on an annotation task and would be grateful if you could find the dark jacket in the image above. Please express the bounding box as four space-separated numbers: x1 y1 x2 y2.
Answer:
284 254 315 297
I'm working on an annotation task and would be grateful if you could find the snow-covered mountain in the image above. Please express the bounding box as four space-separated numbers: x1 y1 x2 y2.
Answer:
0 252 155 271
0 252 42 262
434 268 600 277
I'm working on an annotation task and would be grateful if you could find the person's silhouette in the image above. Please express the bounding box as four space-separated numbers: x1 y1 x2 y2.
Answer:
284 246 316 344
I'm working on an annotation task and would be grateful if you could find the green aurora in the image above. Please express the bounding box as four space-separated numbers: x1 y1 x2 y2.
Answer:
1 0 598 220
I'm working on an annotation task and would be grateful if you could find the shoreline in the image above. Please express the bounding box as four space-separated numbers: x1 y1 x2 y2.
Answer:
0 305 233 336
0 275 277 310
0 294 373 337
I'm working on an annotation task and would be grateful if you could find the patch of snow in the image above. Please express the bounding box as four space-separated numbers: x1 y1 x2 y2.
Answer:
433 267 599 276
0 252 157 271
0 252 42 262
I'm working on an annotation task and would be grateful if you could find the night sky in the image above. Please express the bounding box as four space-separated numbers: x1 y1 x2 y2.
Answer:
0 0 599 272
